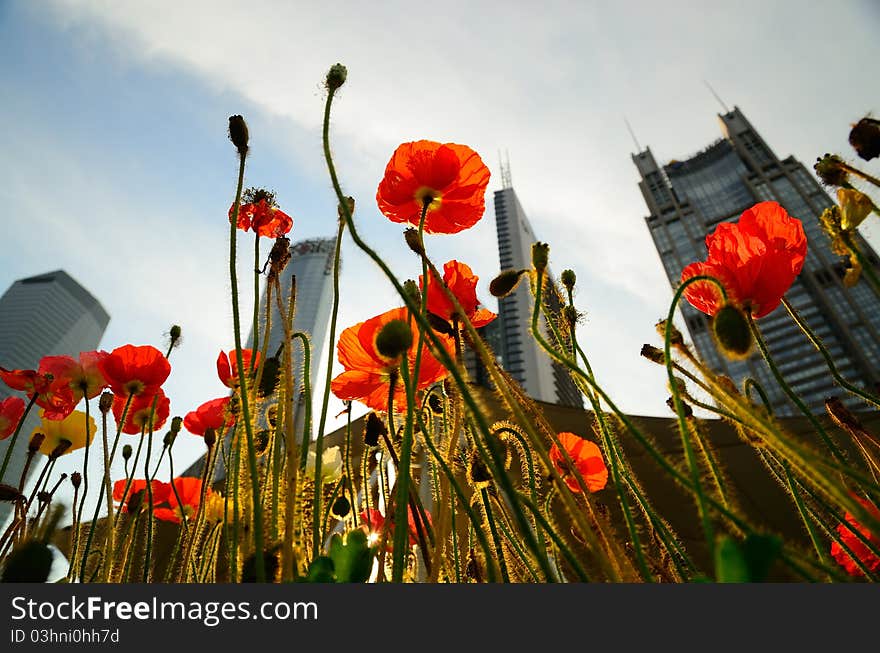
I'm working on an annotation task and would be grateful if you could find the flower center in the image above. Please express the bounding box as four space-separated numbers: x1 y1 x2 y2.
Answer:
415 187 441 212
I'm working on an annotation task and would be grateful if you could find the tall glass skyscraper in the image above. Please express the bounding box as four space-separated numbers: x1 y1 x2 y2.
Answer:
0 270 109 521
491 183 583 408
633 107 880 415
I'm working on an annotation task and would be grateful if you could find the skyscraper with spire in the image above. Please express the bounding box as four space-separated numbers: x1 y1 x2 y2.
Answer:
633 106 880 415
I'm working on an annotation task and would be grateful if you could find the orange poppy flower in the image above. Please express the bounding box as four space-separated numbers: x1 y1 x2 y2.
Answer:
112 389 170 435
549 432 608 493
376 141 491 234
217 349 260 389
830 498 880 577
39 351 109 402
154 477 205 524
183 397 234 437
360 507 432 548
0 396 26 440
229 198 293 238
330 308 452 412
113 478 170 513
100 345 171 398
0 366 76 420
681 202 807 319
420 259 497 329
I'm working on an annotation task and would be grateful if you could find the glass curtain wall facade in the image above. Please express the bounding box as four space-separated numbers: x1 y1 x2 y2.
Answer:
634 107 880 416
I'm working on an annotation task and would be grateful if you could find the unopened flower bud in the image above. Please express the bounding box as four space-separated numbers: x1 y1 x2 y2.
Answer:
0 484 23 503
560 269 576 292
99 391 114 414
375 319 413 359
50 440 72 459
169 325 182 349
204 427 217 448
170 416 183 434
122 444 133 461
849 117 880 161
563 305 579 326
667 396 693 418
404 228 424 255
163 430 176 448
403 279 421 304
28 433 45 453
531 242 550 273
364 412 387 448
711 304 753 360
489 269 527 298
325 63 347 91
814 154 848 187
640 344 665 365
838 188 874 231
338 196 355 221
228 115 249 157
655 319 684 346
71 472 82 489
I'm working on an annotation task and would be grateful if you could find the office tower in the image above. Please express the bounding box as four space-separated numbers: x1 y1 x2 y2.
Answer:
633 106 880 415
491 168 583 408
189 237 337 480
0 270 109 521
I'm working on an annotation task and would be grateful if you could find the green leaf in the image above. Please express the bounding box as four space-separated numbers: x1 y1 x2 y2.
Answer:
329 529 375 583
302 556 336 583
715 536 750 583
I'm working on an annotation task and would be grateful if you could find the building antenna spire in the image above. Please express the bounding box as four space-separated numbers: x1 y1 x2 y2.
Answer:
624 116 642 152
703 79 730 113
499 149 512 189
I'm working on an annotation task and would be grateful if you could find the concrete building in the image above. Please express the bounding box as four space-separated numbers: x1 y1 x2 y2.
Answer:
0 270 109 521
489 179 583 408
633 106 880 415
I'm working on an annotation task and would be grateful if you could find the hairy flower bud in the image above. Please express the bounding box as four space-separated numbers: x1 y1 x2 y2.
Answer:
531 242 550 273
849 117 880 161
325 63 347 90
228 114 249 157
655 319 684 346
122 444 133 461
70 472 82 489
168 325 182 350
640 344 665 365
560 269 576 292
375 319 413 359
667 396 693 418
489 269 527 298
363 412 387 448
203 427 217 448
814 154 848 187
404 228 425 256
163 430 176 448
337 196 355 221
711 304 753 360
170 416 183 434
99 391 114 414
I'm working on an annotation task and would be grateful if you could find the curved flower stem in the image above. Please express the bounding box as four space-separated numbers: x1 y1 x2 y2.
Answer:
782 297 880 409
0 394 38 484
228 153 265 582
747 313 846 464
492 426 545 553
311 216 345 557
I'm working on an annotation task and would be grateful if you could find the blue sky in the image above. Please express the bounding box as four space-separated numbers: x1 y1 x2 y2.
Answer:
2 1 879 514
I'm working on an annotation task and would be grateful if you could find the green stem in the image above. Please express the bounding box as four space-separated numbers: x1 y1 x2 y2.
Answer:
782 297 880 409
391 356 416 582
480 487 510 583
228 152 265 582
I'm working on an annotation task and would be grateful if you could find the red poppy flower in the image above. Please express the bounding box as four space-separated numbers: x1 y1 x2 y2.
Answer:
830 498 880 577
112 478 170 513
681 202 807 319
0 366 76 420
229 199 293 238
549 432 608 494
330 308 452 412
420 259 497 329
112 389 170 435
39 351 109 402
0 396 26 440
154 477 205 524
100 345 171 397
376 141 491 234
183 397 234 436
217 349 261 389
359 507 432 547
